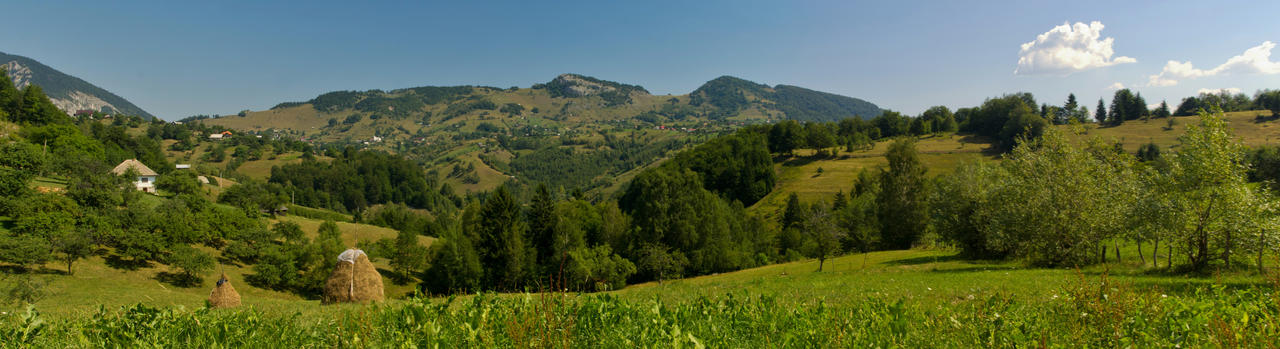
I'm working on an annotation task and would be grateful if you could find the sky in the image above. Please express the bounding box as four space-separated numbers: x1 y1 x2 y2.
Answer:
1 0 1278 120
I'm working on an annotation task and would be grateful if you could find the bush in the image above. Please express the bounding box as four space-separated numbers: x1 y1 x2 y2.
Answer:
564 245 636 292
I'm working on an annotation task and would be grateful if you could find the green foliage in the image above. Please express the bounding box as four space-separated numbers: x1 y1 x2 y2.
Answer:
877 139 928 250
217 179 287 215
421 227 483 294
689 76 881 121
1108 88 1149 125
155 170 199 196
284 204 351 222
269 149 453 213
163 244 214 285
508 137 684 192
669 131 775 205
801 201 844 271
388 229 429 279
564 245 636 292
619 168 761 277
767 120 805 154
998 102 1047 150
473 186 529 290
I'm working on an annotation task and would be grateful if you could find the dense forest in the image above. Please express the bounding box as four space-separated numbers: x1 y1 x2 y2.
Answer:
689 76 883 122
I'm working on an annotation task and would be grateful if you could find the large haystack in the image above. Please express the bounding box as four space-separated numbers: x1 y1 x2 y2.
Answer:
208 273 241 308
322 249 384 304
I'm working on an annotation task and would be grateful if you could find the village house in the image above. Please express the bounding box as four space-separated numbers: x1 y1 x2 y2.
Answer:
112 159 158 193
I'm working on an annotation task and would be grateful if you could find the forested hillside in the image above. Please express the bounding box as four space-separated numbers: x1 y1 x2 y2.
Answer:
197 74 883 196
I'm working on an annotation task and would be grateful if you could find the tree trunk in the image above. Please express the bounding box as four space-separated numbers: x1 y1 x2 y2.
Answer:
818 257 825 272
1137 241 1145 265
1224 230 1232 270
1152 238 1159 268
1167 244 1173 269
1114 241 1121 262
1100 244 1107 263
1259 232 1266 274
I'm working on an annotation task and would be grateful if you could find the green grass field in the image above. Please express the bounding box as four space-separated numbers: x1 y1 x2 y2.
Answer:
5 248 1276 347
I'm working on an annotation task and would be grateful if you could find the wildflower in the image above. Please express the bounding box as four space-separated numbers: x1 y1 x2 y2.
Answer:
1081 312 1089 318
1161 294 1168 298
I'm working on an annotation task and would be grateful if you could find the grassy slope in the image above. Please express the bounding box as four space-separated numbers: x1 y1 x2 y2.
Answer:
748 111 1280 220
8 211 431 318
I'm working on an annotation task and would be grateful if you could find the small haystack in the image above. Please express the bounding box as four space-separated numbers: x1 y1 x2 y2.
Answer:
208 273 241 308
322 249 384 304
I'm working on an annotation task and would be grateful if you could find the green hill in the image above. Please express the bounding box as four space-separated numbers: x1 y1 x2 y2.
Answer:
0 51 155 119
198 74 881 197
690 75 883 121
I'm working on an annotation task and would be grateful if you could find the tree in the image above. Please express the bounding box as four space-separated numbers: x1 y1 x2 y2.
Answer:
165 244 214 286
421 228 483 294
767 120 805 155
1256 89 1280 117
272 221 305 243
156 170 200 196
1095 98 1107 124
389 228 428 279
803 202 844 271
998 103 1047 150
932 161 1006 259
781 193 804 230
1137 142 1162 162
527 184 560 270
1064 93 1079 112
920 106 955 133
51 228 93 274
473 186 528 289
1161 111 1266 270
634 243 688 283
564 245 636 291
877 138 928 249
805 122 837 154
1154 100 1172 119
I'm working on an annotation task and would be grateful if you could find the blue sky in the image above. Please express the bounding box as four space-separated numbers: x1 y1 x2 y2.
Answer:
2 0 1278 120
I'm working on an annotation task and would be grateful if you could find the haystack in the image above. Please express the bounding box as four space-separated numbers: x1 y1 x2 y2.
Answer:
208 273 241 308
322 249 384 304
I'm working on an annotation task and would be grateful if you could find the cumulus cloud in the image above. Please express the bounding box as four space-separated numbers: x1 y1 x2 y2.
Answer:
1147 41 1280 86
1107 82 1126 90
1015 21 1136 75
1197 87 1243 95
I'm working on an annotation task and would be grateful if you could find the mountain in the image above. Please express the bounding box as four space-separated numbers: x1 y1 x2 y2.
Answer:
197 74 882 196
690 76 882 122
0 51 155 119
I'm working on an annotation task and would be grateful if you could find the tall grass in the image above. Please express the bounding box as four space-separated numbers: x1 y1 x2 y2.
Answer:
3 272 1278 347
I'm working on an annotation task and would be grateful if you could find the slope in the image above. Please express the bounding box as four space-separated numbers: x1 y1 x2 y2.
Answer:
198 74 882 197
0 51 155 119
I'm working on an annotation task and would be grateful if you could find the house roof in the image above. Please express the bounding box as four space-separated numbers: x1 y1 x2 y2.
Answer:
111 159 158 176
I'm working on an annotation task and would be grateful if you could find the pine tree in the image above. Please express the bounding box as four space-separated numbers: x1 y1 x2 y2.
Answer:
1095 98 1107 124
475 186 527 289
781 192 804 229
0 67 20 118
1065 93 1078 112
527 184 559 270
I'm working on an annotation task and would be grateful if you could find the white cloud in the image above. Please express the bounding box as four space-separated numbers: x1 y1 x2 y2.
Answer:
1106 82 1125 90
1147 41 1280 86
1015 21 1136 75
1197 87 1243 95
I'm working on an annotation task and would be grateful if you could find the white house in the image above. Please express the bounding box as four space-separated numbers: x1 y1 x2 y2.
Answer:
112 159 158 193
